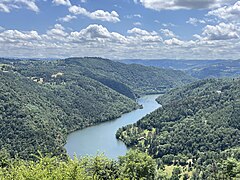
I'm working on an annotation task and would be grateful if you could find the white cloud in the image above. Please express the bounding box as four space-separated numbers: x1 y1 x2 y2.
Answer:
18 0 39 12
126 14 142 19
208 1 240 21
52 0 71 6
202 22 239 40
133 22 142 26
0 30 41 43
128 28 162 43
134 0 233 11
186 17 206 26
1 23 240 60
70 24 127 43
0 0 39 13
164 38 184 45
140 35 162 42
91 10 120 23
69 5 120 23
160 29 176 37
58 15 77 22
193 34 202 40
71 25 111 40
134 14 142 18
0 3 10 13
127 27 157 36
54 24 65 30
162 23 176 27
69 5 88 15
47 24 68 37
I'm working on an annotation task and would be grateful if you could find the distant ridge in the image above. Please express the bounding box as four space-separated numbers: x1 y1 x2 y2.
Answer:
120 59 240 79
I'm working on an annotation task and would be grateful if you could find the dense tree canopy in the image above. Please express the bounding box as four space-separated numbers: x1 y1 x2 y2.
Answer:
0 57 194 159
2 57 239 178
0 150 160 180
117 78 240 179
1 57 194 98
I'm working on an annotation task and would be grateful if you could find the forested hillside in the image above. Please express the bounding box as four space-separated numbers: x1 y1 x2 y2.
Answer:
0 57 194 159
1 57 194 98
0 70 137 159
117 78 240 178
62 57 194 96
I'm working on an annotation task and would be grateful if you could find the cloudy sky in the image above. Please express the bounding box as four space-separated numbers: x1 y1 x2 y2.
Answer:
0 0 239 59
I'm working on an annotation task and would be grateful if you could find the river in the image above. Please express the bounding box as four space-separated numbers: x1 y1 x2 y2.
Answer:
64 94 161 159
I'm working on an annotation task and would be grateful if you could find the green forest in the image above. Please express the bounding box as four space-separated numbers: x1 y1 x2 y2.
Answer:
1 57 240 179
0 57 193 159
0 149 158 180
1 149 239 180
117 78 240 179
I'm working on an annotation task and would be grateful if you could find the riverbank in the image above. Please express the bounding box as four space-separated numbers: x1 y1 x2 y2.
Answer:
65 94 162 159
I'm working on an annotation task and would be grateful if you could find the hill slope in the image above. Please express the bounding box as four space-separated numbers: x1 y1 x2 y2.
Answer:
11 57 194 97
0 57 194 159
117 78 240 178
117 78 240 157
0 70 137 159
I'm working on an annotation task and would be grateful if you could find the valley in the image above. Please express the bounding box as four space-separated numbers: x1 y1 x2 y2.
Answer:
65 94 161 159
117 78 240 179
0 57 239 179
0 57 193 159
1 0 240 179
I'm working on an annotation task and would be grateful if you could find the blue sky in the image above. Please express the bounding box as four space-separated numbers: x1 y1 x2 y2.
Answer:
0 0 239 59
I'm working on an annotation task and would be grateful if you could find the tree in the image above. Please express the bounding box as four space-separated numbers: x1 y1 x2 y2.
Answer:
170 167 181 180
222 158 240 179
119 150 157 180
0 148 11 168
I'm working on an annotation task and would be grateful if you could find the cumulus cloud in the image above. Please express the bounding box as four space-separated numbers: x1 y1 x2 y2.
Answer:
70 24 127 43
186 17 206 26
134 0 233 11
208 1 240 21
128 27 157 36
0 0 39 13
57 15 77 22
0 30 41 43
164 38 184 45
1 23 240 60
160 29 176 37
71 25 111 40
52 0 71 6
69 5 120 23
128 28 162 43
202 22 239 40
47 24 68 37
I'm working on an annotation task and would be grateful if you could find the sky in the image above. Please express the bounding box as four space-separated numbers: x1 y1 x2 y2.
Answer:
0 0 239 60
